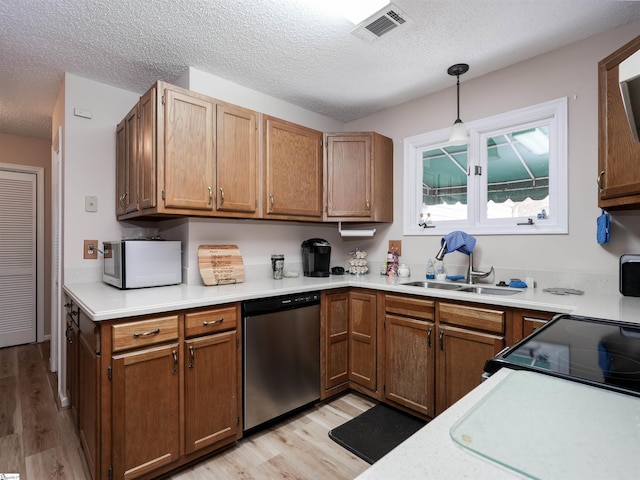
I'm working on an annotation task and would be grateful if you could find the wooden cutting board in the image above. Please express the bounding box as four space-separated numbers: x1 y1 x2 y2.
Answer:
198 245 244 286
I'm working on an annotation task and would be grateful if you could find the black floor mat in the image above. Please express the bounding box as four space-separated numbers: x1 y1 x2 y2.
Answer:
328 404 427 464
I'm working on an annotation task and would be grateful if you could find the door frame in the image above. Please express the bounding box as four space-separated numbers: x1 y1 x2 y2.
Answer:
0 162 45 345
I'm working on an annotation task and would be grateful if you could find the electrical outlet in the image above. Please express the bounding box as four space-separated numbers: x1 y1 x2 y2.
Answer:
84 240 98 259
389 240 402 257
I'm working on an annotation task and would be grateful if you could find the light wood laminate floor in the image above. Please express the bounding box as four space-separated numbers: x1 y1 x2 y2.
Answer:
1 342 374 480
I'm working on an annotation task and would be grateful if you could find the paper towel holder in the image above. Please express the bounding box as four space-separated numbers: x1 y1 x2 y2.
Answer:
338 222 376 238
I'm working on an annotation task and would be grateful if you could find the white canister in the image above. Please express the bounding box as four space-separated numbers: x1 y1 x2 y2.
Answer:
398 264 410 277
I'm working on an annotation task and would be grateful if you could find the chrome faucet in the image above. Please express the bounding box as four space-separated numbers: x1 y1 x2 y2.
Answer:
466 251 494 284
435 239 493 284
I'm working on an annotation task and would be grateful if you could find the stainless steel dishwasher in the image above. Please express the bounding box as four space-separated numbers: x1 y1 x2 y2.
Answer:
242 292 320 432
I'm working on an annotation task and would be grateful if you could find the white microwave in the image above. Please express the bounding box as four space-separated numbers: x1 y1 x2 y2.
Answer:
103 240 182 289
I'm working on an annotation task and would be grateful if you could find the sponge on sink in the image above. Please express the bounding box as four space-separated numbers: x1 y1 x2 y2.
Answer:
509 280 527 288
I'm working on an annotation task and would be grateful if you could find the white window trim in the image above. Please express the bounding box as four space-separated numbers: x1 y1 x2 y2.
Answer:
403 97 568 236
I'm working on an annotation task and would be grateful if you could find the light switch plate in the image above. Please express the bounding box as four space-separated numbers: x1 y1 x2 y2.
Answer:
85 195 98 212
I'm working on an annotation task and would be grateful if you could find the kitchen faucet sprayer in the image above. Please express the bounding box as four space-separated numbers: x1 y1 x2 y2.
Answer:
435 241 448 261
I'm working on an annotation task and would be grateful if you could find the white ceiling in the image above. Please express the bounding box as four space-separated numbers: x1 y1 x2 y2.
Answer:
2 0 640 140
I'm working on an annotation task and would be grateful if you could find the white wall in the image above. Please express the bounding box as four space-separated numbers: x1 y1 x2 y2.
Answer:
62 74 139 281
184 67 345 132
345 20 640 279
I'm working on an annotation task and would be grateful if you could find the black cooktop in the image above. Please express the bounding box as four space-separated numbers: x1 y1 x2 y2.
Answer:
485 314 640 397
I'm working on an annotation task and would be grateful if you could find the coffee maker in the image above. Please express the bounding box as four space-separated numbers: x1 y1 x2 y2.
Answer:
301 238 331 277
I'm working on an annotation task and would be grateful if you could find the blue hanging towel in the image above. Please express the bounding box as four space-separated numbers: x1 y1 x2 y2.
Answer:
442 231 476 255
597 209 610 244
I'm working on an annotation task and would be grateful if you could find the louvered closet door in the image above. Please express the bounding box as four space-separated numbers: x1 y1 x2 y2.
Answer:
0 169 36 348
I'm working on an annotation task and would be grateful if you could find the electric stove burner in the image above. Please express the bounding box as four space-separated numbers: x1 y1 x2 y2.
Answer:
485 314 640 396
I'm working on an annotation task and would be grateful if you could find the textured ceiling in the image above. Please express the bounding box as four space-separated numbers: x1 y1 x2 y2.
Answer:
2 0 640 140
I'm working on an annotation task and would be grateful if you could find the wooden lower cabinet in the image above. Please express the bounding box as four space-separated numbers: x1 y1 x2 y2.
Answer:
85 305 241 480
320 290 350 399
321 290 380 399
78 332 100 480
384 314 435 417
383 294 436 417
111 343 181 479
184 330 240 455
349 291 378 393
435 324 503 415
436 302 505 415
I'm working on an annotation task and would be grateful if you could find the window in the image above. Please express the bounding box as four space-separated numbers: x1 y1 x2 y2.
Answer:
403 97 568 236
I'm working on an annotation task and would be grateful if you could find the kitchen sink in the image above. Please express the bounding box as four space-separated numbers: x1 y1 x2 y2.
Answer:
400 281 463 290
401 281 522 296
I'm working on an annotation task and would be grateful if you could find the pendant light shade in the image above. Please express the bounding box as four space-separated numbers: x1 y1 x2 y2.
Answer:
448 63 469 146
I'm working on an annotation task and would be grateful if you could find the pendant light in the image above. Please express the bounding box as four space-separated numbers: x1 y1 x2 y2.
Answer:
447 63 469 146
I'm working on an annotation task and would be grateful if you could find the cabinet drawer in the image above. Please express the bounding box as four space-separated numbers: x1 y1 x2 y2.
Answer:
185 305 238 337
439 302 504 334
385 294 435 321
111 315 179 352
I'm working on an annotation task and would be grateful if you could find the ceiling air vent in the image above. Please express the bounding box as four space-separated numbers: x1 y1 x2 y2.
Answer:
351 3 413 42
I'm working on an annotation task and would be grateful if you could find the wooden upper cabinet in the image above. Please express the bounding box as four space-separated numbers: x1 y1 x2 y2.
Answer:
263 115 323 220
215 103 259 216
324 132 393 222
163 86 215 211
598 34 640 210
115 105 139 216
138 87 156 211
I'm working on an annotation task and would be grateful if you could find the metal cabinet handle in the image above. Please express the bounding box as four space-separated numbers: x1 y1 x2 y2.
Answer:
119 193 126 209
269 193 274 212
597 170 605 193
188 345 195 369
219 187 225 206
366 199 370 212
208 186 213 206
172 350 178 375
132 328 160 338
439 331 444 351
427 327 432 348
203 318 224 326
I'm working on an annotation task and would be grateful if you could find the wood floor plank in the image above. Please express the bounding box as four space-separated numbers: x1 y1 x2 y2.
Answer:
0 432 24 475
25 444 88 480
0 376 19 436
0 346 18 379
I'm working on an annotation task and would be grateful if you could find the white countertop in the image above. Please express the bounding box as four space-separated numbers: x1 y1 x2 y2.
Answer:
356 368 640 479
64 272 640 324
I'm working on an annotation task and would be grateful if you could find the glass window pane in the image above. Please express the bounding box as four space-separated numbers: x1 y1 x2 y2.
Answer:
421 145 468 222
485 127 549 220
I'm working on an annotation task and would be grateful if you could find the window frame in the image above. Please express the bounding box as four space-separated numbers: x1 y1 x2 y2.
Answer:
403 97 568 236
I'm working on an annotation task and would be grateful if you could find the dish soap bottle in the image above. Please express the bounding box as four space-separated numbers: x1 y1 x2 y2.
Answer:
426 259 435 279
435 260 446 280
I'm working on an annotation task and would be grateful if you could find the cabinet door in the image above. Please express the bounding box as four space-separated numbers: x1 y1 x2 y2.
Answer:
321 292 349 397
78 333 100 480
163 87 215 211
112 343 180 480
216 103 258 215
326 134 372 218
436 325 503 415
598 35 640 209
138 86 157 210
384 314 435 417
116 105 139 216
349 291 377 391
65 317 79 423
263 115 323 219
184 330 239 455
